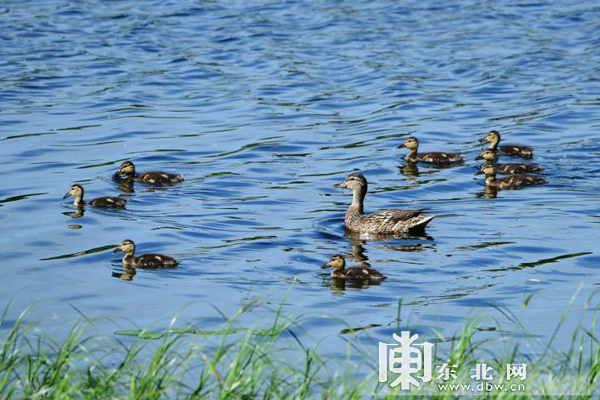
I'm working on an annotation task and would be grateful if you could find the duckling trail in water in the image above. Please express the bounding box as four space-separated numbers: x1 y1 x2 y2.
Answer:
114 161 184 184
476 149 543 174
333 173 434 234
321 254 386 282
398 136 463 165
63 184 126 208
112 239 178 269
484 130 534 159
478 164 546 189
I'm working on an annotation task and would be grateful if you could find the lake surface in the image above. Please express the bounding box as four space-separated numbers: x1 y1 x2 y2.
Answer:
1 0 600 370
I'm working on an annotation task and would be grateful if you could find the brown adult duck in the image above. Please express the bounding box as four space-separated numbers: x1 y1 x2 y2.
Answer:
114 161 184 184
321 254 386 282
398 137 463 164
63 184 126 208
478 164 546 189
484 130 533 159
476 149 543 174
112 239 178 268
332 173 434 234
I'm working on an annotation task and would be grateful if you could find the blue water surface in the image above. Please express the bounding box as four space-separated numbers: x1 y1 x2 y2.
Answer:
1 0 600 373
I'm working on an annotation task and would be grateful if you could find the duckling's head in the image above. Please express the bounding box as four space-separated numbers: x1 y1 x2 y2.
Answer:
63 184 84 199
119 161 136 176
479 164 497 177
332 172 367 193
112 239 136 255
398 136 419 151
486 130 501 144
321 254 346 270
476 149 498 162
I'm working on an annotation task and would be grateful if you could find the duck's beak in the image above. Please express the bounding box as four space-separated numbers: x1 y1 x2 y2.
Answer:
397 143 406 149
475 170 484 175
63 191 72 199
475 155 483 160
112 247 123 254
321 262 331 269
332 181 347 189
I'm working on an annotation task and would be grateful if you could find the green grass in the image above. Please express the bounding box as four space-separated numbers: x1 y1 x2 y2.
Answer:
0 292 599 399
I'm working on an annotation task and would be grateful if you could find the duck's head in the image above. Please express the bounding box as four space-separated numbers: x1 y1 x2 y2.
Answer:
485 130 501 144
475 149 498 162
63 184 84 199
332 172 367 192
478 164 497 177
321 254 346 270
112 239 136 255
397 136 419 151
118 161 136 176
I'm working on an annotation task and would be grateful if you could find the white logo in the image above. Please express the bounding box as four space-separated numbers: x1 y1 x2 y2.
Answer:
378 331 433 390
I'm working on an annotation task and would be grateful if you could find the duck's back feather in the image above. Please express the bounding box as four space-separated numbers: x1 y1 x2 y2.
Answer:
497 163 543 174
500 145 533 158
415 152 463 164
89 196 126 208
344 266 386 281
134 253 178 268
139 171 184 184
495 174 546 189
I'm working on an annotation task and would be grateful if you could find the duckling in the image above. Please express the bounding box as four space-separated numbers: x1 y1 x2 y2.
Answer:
332 173 434 234
321 254 386 281
485 130 533 158
112 239 178 268
63 184 126 208
398 137 463 164
114 161 184 184
476 149 543 174
478 164 546 189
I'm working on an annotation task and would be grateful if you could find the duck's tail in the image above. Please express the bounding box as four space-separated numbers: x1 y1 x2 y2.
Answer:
409 214 435 232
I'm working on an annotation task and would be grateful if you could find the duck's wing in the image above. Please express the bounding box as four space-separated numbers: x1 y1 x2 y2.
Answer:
373 208 424 221
368 209 434 233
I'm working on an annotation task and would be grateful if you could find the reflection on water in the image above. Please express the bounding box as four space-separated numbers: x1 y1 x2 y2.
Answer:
112 265 136 281
0 0 599 372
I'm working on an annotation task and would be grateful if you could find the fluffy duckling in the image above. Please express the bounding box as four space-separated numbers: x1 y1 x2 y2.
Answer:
63 184 126 208
333 173 434 234
485 130 533 158
398 137 463 164
112 239 178 268
114 161 184 184
321 254 386 281
476 149 543 174
479 164 546 189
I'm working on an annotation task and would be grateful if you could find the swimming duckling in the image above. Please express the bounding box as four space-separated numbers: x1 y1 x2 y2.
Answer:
398 137 463 164
478 164 546 189
321 254 386 281
63 184 126 208
333 173 434 234
476 149 543 174
114 161 184 184
484 130 533 158
112 239 178 268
